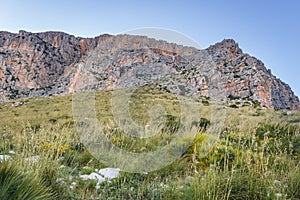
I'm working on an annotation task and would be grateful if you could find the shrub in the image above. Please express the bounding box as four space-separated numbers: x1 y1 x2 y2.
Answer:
199 117 210 130
162 115 181 133
0 161 55 200
229 104 239 108
201 99 209 106
228 94 240 100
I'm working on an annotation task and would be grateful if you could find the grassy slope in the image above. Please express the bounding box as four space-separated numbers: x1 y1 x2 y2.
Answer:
0 88 300 199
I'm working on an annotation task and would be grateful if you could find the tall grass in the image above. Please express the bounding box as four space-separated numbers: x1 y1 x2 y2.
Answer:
0 89 299 199
0 161 55 200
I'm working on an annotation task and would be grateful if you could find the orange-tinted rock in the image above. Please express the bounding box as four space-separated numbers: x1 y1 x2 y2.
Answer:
0 31 298 110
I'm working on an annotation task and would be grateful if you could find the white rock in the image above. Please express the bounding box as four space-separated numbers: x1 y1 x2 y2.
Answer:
95 183 101 189
80 172 105 184
9 150 15 154
275 193 282 197
71 182 77 186
80 168 120 189
69 181 77 189
0 155 11 161
25 156 39 163
97 168 120 179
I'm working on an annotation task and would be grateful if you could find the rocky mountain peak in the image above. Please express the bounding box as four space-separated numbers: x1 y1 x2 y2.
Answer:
0 31 298 110
207 39 243 63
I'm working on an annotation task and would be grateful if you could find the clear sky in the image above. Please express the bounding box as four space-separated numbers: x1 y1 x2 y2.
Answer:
0 0 299 96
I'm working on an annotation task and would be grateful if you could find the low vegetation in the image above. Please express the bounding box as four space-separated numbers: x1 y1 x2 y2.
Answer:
0 87 299 199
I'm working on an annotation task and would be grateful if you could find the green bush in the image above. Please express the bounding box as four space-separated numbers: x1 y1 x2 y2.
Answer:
255 123 300 156
162 114 181 133
0 162 55 200
228 94 240 100
229 104 239 108
199 117 210 130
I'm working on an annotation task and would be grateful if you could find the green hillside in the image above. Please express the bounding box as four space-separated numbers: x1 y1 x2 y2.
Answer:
0 88 300 199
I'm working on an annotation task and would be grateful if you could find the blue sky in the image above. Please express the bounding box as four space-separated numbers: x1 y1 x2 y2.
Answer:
0 0 299 96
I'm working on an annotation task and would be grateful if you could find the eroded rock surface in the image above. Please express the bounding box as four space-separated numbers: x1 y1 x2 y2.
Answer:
0 31 298 110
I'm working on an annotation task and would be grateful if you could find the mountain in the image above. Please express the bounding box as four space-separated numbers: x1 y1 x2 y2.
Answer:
0 30 298 110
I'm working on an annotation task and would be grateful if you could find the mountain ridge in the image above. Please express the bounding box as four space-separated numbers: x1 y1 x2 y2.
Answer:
0 30 299 110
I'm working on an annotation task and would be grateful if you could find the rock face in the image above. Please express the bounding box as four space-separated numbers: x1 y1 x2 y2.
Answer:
0 30 298 110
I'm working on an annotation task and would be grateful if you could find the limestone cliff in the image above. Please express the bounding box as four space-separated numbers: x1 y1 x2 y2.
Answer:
0 30 298 110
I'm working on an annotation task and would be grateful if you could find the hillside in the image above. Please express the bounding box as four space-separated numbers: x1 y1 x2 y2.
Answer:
0 30 299 109
0 89 300 199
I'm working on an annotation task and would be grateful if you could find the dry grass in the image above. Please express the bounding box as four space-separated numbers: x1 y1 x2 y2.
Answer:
0 87 299 199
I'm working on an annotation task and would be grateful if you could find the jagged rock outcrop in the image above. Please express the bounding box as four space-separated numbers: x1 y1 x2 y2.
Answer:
0 30 298 110
206 39 299 110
